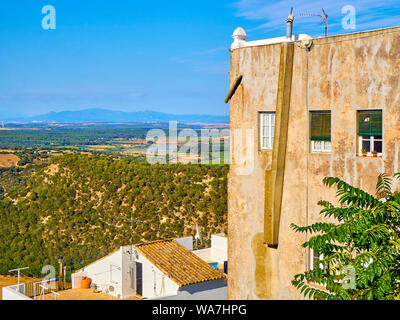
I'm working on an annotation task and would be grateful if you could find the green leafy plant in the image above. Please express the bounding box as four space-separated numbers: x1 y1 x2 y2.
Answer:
291 173 400 300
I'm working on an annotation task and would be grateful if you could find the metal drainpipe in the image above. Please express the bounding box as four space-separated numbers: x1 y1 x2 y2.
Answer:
305 48 310 271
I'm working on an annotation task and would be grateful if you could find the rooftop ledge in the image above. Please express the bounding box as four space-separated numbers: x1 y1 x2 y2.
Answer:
231 27 312 50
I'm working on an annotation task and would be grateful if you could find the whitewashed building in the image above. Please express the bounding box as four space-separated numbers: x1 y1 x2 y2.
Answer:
71 237 227 300
193 234 228 273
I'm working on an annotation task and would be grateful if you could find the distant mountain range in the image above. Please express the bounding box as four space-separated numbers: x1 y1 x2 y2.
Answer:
5 109 229 124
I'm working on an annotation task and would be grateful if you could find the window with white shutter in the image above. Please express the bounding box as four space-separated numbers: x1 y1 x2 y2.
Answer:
260 112 275 150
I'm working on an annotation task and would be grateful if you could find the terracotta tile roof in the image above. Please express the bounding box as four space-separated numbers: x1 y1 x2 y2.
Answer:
135 240 226 287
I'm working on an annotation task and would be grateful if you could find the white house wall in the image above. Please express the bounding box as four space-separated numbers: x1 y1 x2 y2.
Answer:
174 237 193 251
138 255 179 300
193 248 213 262
73 249 123 298
193 235 228 265
2 284 32 301
211 235 227 255
121 246 137 298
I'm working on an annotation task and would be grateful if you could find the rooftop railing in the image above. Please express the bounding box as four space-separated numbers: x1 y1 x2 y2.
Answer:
25 278 72 300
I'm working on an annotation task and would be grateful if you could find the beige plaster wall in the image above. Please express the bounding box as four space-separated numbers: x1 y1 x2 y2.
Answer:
228 27 400 300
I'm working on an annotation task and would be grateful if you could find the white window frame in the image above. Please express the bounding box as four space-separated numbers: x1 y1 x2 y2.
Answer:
310 111 331 154
358 135 383 157
260 112 275 150
309 249 324 271
311 140 332 153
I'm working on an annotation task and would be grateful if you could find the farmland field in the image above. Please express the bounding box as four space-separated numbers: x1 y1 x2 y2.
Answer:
0 154 19 167
0 123 230 165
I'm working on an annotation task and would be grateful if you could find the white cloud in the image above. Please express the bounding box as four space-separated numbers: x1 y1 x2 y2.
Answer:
231 0 400 36
193 46 227 56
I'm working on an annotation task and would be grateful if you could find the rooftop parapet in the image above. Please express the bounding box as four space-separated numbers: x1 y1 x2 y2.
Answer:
231 27 312 50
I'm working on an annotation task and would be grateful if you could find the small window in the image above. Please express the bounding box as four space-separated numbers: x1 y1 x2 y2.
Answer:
310 249 324 271
310 111 331 153
358 110 382 157
260 112 275 150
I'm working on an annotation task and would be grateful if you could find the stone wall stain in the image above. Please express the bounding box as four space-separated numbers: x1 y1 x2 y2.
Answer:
251 233 270 298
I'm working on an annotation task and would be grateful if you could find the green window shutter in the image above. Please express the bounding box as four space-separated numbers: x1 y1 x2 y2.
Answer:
311 112 331 141
358 111 382 136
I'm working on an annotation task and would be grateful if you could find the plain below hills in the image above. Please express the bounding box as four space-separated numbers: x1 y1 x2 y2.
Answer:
5 109 229 124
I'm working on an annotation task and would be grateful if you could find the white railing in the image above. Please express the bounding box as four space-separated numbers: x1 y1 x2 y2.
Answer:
32 278 57 300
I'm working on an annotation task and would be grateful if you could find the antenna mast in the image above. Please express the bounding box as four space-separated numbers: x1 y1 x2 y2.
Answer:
300 8 328 37
118 216 144 258
194 223 202 250
8 267 29 290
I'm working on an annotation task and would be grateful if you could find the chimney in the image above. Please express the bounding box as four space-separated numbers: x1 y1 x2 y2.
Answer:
286 8 294 39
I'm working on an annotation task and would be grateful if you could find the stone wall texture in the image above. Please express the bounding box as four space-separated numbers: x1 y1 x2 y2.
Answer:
228 27 400 300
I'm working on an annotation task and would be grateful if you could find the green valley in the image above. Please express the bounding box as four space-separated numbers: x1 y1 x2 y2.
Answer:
0 154 228 278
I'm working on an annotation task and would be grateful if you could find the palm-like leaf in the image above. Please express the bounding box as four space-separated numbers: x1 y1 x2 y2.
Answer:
293 173 400 300
376 173 392 199
323 177 378 208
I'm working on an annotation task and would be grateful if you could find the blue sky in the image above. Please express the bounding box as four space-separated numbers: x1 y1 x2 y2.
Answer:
0 0 399 118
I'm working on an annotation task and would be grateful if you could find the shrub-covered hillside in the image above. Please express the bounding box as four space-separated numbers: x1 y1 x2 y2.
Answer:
0 154 228 277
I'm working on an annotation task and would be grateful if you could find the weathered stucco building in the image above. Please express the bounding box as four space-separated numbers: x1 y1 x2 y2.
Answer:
227 24 400 299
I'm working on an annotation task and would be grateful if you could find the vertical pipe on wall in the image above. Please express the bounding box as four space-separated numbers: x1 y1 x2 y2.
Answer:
305 49 310 271
286 8 294 40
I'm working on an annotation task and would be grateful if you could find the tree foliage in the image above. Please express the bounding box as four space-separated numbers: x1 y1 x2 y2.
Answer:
291 173 400 300
0 154 228 277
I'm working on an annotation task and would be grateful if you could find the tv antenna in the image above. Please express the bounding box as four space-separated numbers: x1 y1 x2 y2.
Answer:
194 223 202 250
8 267 29 290
118 216 144 259
300 8 328 37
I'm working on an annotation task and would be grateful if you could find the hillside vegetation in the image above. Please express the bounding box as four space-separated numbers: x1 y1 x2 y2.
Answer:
0 154 228 277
